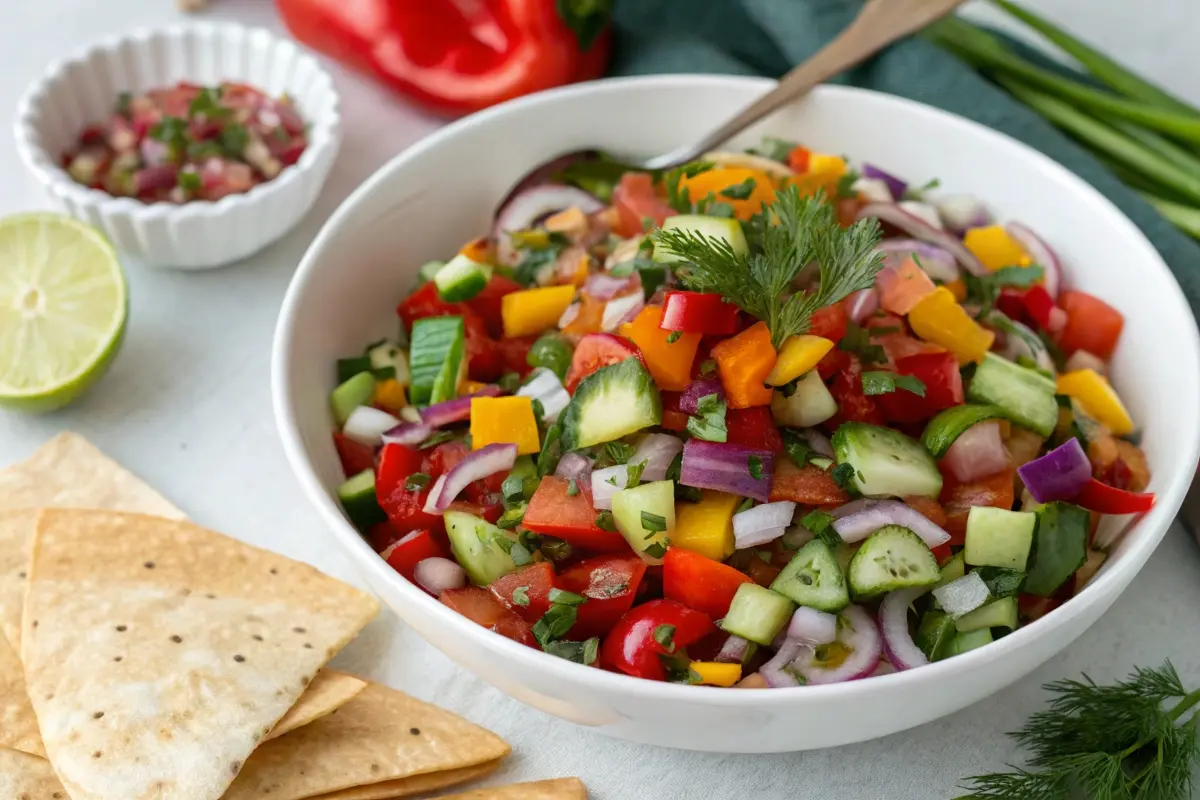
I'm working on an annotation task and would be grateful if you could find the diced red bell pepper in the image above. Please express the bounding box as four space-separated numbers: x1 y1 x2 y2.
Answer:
1021 285 1062 334
787 145 811 173
930 542 953 564
563 332 644 394
398 281 466 330
380 529 447 581
367 521 403 551
939 468 1016 545
496 334 540 377
659 292 740 335
808 303 848 344
467 275 523 338
599 599 716 681
489 562 556 623
660 391 689 432
826 357 884 427
875 351 964 424
556 554 648 639
1072 478 1154 514
612 173 675 238
333 432 377 477
769 459 850 506
424 441 506 501
662 548 753 621
440 587 536 646
725 407 784 453
995 288 1032 327
522 476 629 552
1057 290 1124 360
377 442 424 490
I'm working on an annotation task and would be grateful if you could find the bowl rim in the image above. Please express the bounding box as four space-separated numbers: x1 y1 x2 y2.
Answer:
273 73 1200 706
12 21 341 221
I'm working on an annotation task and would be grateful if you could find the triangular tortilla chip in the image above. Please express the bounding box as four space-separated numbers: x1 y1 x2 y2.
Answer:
309 762 501 800
0 746 66 799
223 681 510 800
0 634 43 758
268 670 367 741
21 509 380 800
434 778 589 800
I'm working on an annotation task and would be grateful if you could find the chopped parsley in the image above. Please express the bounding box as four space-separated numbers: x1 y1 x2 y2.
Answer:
748 454 764 480
963 264 1044 315
644 540 669 559
542 637 600 665
687 392 728 443
653 624 676 652
801 509 843 549
177 170 202 193
782 429 818 468
838 322 887 364
641 511 668 533
699 359 717 377
496 504 526 530
218 123 249 157
547 588 587 606
149 116 188 150
532 603 579 646
604 440 637 465
624 460 647 485
404 472 431 491
595 511 617 532
861 371 927 397
720 177 758 200
501 473 527 505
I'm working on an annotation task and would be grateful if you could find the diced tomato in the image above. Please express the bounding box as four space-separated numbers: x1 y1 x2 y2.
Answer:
939 467 1016 544
787 145 811 173
995 288 1033 328
660 391 689 432
446 498 504 524
366 521 402 551
662 548 753 621
1057 290 1124 360
522 476 630 552
826 357 883 427
489 562 555 623
380 529 447 581
808 303 848 344
903 495 948 528
377 442 423 488
441 587 536 646
1021 285 1062 334
424 441 469 478
466 275 523 338
564 333 644 394
379 485 443 537
1018 592 1063 622
816 347 851 380
875 351 964 424
745 557 782 587
930 542 953 564
611 173 675 238
333 432 376 478
599 599 716 681
496 335 539 377
769 458 849 506
725 407 783 453
557 554 648 639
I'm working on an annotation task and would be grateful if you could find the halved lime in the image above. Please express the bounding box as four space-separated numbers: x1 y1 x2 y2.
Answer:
0 214 127 412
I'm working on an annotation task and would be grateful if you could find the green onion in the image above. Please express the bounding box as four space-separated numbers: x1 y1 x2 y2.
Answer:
1139 194 1200 241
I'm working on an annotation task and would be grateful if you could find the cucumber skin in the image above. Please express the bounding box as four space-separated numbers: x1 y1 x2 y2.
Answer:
915 610 957 662
409 316 465 405
445 511 519 586
337 469 386 531
954 596 1019 633
720 583 796 646
331 372 376 426
966 353 1057 437
832 422 943 499
1024 502 1089 597
847 525 940 600
949 627 993 656
769 539 850 612
921 404 1008 459
559 357 662 450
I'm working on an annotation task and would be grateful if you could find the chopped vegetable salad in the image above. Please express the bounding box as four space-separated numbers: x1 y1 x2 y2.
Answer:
329 140 1152 687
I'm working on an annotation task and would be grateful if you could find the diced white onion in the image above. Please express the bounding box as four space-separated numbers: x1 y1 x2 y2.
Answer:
342 406 401 446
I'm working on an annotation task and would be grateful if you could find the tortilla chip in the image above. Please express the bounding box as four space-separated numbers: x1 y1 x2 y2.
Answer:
268 671 367 741
0 634 43 757
0 511 36 664
0 746 66 799
21 509 380 800
434 778 589 800
224 681 511 800
309 762 501 800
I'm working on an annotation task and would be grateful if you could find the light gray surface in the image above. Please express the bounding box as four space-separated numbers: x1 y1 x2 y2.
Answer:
1 1 1198 797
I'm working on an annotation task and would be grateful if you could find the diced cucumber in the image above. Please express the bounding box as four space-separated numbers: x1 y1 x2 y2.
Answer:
932 572 991 618
954 596 1019 633
654 214 749 264
934 551 966 590
1024 501 1089 597
559 357 662 450
434 254 493 302
949 627 993 656
337 356 372 384
974 566 1026 598
769 539 850 612
336 469 386 530
418 260 446 283
409 316 465 405
770 371 838 428
809 456 834 471
331 372 376 426
921 404 1008 459
915 610 957 662
832 422 943 498
368 340 410 385
967 353 1057 437
444 510 521 586
719 583 796 646
965 506 1036 570
847 525 940 600
610 480 674 563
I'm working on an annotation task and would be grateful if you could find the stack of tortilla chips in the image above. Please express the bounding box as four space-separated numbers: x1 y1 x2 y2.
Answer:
0 434 586 800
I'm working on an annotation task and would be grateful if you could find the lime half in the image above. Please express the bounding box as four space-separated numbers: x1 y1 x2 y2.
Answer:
0 214 127 412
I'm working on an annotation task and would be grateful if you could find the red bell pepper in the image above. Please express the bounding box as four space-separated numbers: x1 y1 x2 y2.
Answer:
826 357 884 427
377 442 424 492
441 586 536 646
659 292 740 336
662 548 753 621
276 0 612 117
1056 290 1124 360
563 332 644 394
599 599 716 681
659 391 689 432
556 554 648 639
381 529 447 582
1020 285 1061 333
1072 478 1154 514
725 407 784 453
333 432 376 477
489 562 555 623
521 476 629 552
808 303 848 344
875 351 964 424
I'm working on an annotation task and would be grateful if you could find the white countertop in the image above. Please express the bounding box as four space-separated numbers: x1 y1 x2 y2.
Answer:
2 2 1198 797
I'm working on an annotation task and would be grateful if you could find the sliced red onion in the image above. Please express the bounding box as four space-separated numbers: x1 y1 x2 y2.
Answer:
857 203 987 277
679 378 724 414
833 499 951 548
679 439 774 503
795 605 882 685
631 434 684 482
797 429 835 459
715 635 754 664
585 272 634 301
382 420 432 446
422 386 505 428
424 443 517 513
494 184 604 235
876 239 960 283
830 497 881 520
941 421 1009 484
845 288 880 324
133 165 178 194
879 587 931 671
414 557 467 595
1017 437 1092 504
1006 222 1062 299
557 302 581 330
601 292 644 332
785 606 838 646
591 464 633 510
1065 349 1105 375
733 501 797 549
517 368 570 423
555 451 594 485
935 194 990 234
898 201 944 230
760 639 807 688
931 573 990 618
851 177 894 205
343 406 402 447
860 164 908 201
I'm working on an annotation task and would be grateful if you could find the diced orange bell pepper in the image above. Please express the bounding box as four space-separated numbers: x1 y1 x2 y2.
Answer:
710 321 777 408
678 167 777 221
459 237 493 263
372 378 407 412
877 257 937 315
1056 369 1134 435
792 152 846 197
501 285 576 338
618 306 701 391
908 287 995 364
963 225 1032 271
543 206 589 240
945 278 968 302
470 396 540 455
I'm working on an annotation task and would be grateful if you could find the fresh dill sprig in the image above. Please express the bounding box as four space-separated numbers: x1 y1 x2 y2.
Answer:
957 661 1200 800
651 185 884 348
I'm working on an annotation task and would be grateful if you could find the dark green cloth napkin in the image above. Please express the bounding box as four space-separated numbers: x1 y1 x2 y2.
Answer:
609 0 1200 318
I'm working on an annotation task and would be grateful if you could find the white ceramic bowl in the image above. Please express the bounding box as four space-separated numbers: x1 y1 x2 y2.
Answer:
14 23 340 270
273 75 1200 752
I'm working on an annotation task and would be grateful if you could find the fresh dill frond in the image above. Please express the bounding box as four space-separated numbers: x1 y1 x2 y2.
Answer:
651 186 884 348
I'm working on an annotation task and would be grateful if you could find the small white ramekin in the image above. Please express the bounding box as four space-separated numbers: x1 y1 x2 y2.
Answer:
14 23 341 270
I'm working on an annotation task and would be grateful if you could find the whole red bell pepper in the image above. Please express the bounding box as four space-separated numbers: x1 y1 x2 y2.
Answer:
660 292 741 336
599 599 715 681
275 0 613 116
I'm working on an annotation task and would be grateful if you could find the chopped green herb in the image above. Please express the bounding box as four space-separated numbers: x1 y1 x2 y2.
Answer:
542 637 600 665
748 455 764 480
653 624 676 652
904 177 941 199
782 429 818 468
218 123 249 157
149 116 188 150
509 540 533 566
666 331 683 344
497 505 526 530
418 430 457 449
547 588 587 606
641 511 668 533
835 170 861 199
595 511 617 532
405 472 431 491
511 586 531 607
566 479 580 497
699 359 717 377
116 91 133 117
604 441 637 465
188 87 224 119
624 460 647 485
720 177 758 200
861 371 927 397
501 473 526 505
177 170 202 193
687 392 728 443
537 418 565 477
839 322 887 364
498 372 523 393
829 462 856 490
644 541 669 559
532 603 579 645
540 537 574 563
801 509 843 549
962 264 1045 315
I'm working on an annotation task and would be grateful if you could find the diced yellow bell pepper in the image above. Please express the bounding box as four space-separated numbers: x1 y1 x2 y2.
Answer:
766 335 834 386
372 379 407 413
793 152 846 197
908 286 996 364
689 661 742 687
963 225 1032 271
672 491 740 561
470 396 541 455
1056 369 1134 436
501 285 576 338
544 206 589 240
